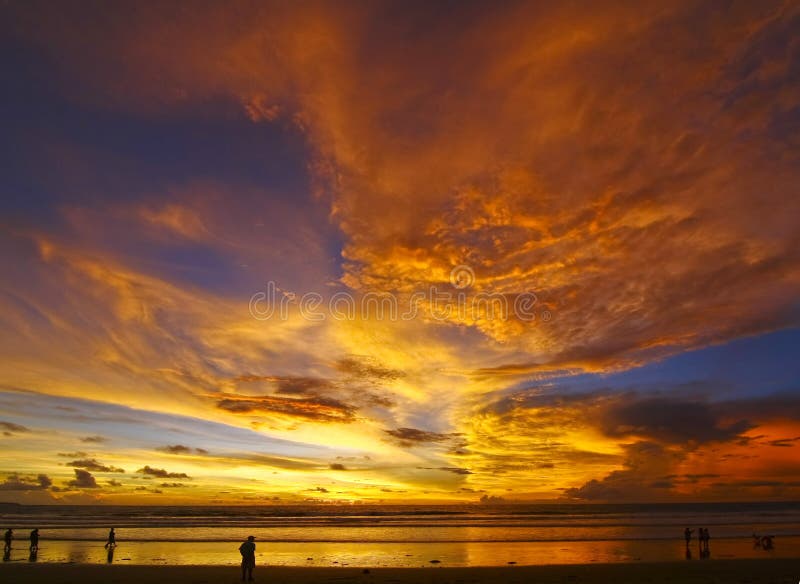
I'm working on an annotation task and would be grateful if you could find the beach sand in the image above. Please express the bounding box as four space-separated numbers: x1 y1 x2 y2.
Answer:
3 559 800 584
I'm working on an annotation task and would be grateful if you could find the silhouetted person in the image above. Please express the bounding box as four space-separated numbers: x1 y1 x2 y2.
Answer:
3 528 12 553
239 535 256 582
698 527 710 557
761 535 774 550
104 527 116 549
29 528 39 553
684 527 693 547
753 532 762 548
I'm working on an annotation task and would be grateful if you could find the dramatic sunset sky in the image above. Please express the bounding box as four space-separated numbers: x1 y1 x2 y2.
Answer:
1 1 799 505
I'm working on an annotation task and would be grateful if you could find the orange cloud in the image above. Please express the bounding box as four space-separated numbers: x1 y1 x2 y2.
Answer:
2 1 799 502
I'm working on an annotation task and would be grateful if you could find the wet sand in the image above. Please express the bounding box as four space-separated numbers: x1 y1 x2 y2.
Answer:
2 559 800 584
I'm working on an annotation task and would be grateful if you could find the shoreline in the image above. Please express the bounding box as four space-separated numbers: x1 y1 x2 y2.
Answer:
3 559 800 584
1 536 795 566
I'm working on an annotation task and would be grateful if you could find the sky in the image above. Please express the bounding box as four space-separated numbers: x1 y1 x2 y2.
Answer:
1 0 799 505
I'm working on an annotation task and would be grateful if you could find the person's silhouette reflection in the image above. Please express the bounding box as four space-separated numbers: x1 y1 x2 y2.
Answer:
29 548 38 562
685 546 692 560
107 545 115 564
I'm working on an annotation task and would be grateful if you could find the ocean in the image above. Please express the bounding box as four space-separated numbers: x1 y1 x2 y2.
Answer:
1 502 797 566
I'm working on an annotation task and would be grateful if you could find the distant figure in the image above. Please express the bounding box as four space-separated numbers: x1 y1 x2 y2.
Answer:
684 527 693 546
698 527 710 557
761 535 774 550
3 528 12 553
29 528 39 552
239 535 256 582
753 532 762 548
104 527 116 549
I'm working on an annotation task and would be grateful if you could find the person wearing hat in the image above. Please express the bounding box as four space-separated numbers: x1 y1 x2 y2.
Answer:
239 535 256 581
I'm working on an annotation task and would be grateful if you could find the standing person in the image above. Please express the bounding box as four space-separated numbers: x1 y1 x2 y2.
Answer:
104 527 116 549
704 528 711 554
239 535 256 582
697 527 708 557
3 528 12 553
29 528 39 552
684 527 693 547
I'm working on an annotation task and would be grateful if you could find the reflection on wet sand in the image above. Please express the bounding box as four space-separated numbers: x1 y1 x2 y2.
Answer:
9 537 797 567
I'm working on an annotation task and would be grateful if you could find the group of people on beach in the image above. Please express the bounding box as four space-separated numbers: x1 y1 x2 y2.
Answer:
3 527 40 562
753 533 774 550
683 527 711 558
4 526 257 580
4 527 39 553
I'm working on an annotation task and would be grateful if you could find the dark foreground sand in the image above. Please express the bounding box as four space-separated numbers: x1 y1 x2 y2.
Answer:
2 560 800 584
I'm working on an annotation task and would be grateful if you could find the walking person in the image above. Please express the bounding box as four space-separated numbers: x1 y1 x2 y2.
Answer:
3 528 12 562
29 528 39 553
104 527 116 549
239 535 256 582
684 527 693 547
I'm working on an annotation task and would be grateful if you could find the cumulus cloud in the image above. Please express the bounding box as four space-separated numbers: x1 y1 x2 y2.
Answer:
66 458 125 473
136 466 191 479
68 469 98 489
0 473 52 491
564 442 681 501
599 397 752 444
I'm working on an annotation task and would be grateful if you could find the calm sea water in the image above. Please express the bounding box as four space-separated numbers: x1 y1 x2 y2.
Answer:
1 502 797 566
